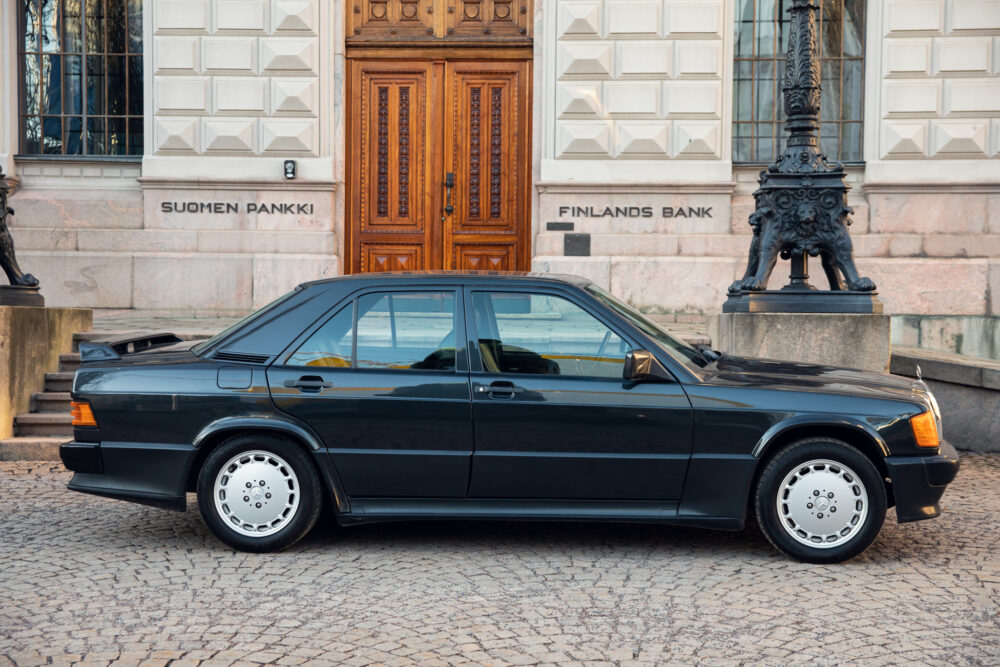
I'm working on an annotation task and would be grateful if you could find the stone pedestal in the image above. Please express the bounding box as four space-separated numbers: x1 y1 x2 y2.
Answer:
710 312 891 373
0 306 92 440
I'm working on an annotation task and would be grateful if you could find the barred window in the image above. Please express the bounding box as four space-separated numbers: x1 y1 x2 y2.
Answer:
734 0 865 164
19 0 143 156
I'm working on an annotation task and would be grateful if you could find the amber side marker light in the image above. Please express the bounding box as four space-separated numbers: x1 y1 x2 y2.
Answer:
910 410 939 448
70 401 98 428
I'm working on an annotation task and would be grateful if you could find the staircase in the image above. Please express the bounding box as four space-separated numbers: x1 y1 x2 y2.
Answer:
1 353 79 460
1 329 218 462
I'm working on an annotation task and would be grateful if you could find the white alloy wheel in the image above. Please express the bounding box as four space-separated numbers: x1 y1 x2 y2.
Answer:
775 458 869 549
214 450 300 537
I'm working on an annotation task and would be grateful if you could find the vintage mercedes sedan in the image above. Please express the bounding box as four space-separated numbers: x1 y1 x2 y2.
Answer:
61 273 959 563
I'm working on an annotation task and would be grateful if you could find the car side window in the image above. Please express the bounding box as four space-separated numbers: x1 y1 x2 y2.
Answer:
288 292 457 371
472 291 631 378
355 292 456 371
287 304 354 368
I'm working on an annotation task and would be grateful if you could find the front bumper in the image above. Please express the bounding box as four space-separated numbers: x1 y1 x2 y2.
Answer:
885 439 961 523
60 440 195 512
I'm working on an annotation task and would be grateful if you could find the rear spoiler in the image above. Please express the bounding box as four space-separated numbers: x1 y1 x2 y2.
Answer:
78 332 185 362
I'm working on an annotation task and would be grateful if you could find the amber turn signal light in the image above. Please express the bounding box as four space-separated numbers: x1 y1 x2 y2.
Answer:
70 401 98 428
910 410 939 449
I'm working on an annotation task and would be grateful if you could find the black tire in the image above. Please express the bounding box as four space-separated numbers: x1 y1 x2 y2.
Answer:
755 438 887 564
197 434 323 552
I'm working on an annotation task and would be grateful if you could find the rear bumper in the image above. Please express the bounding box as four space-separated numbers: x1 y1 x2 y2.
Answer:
885 439 961 523
60 440 195 512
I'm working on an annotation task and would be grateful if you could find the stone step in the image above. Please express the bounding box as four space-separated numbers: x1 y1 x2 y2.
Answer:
33 392 71 413
0 436 68 461
15 412 73 437
59 353 80 372
44 372 74 393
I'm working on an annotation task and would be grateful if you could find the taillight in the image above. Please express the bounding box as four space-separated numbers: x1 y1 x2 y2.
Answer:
910 410 939 449
70 400 98 427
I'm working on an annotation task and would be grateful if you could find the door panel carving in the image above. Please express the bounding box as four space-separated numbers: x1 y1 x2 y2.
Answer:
347 0 531 45
358 66 429 233
347 58 530 273
348 0 436 43
362 243 424 272
445 1 530 44
453 243 516 271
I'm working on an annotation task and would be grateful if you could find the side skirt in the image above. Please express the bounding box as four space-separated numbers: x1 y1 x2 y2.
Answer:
338 498 743 531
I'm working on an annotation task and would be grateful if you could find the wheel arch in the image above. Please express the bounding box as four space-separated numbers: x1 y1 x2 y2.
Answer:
748 417 893 515
186 417 350 513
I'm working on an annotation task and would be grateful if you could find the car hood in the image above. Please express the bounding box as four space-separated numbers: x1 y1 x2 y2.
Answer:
699 354 929 404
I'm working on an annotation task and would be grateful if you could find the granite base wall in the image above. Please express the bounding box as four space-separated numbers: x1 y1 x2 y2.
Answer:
0 306 92 440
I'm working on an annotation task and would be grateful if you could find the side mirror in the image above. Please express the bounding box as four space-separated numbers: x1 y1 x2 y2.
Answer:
623 349 655 381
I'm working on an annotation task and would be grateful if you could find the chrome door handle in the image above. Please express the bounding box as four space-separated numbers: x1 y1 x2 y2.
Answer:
285 376 333 392
476 381 524 399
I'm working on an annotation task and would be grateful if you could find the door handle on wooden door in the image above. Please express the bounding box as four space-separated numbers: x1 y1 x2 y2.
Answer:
443 172 455 219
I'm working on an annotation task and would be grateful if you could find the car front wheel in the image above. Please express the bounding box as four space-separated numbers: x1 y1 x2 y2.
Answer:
197 434 323 552
755 438 887 563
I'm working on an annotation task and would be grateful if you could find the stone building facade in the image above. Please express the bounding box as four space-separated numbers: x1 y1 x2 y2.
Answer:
2 0 1000 356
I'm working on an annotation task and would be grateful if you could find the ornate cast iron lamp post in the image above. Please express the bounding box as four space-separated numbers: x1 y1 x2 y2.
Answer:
724 0 880 314
0 166 43 306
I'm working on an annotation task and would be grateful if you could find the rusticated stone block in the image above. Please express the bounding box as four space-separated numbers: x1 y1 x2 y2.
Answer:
197 230 336 254
589 234 679 256
76 229 199 253
988 194 1000 233
9 190 142 229
531 257 611 290
711 312 891 373
133 254 252 310
853 234 924 257
868 193 987 234
989 261 1000 315
9 228 77 251
864 258 988 315
20 252 133 309
252 254 340 308
923 234 1000 257
610 257 739 314
677 235 749 257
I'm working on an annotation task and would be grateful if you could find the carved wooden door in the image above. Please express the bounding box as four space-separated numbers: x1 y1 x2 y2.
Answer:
347 59 530 273
442 61 528 271
348 61 435 273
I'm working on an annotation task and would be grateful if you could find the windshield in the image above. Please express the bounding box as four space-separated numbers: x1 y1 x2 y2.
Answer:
586 284 709 372
192 288 301 356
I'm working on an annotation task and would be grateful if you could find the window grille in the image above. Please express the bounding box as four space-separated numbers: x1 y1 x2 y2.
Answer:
19 0 143 156
734 0 865 164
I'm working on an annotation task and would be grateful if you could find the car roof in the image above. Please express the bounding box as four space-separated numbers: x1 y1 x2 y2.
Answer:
299 271 593 289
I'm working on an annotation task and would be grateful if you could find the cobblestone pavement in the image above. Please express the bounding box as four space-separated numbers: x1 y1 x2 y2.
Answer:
1 456 998 667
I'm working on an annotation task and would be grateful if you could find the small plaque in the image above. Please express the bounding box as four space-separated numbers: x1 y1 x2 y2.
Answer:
564 233 591 257
546 222 574 231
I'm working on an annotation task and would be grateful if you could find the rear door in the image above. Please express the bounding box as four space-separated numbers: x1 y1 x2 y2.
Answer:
465 286 694 500
268 288 472 497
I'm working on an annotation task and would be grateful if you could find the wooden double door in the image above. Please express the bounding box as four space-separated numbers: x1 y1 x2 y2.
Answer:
346 58 531 273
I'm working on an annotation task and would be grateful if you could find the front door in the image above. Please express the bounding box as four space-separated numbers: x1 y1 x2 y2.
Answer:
465 288 695 501
346 59 531 273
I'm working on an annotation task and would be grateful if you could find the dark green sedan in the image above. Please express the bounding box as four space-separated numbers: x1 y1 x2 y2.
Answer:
61 273 959 563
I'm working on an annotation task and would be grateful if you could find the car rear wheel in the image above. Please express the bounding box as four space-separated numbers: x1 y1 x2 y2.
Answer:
197 434 323 552
755 438 887 564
